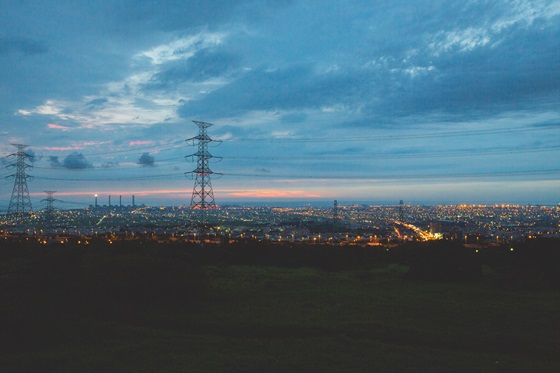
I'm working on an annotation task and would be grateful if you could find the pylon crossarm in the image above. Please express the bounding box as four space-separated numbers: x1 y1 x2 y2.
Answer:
185 150 215 159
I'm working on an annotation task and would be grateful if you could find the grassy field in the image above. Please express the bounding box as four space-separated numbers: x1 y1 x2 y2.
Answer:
1 244 559 372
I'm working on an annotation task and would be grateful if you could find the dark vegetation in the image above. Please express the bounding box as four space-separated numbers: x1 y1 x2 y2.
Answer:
0 238 559 372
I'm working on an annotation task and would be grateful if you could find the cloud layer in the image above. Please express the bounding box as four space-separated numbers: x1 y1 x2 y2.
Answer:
1 0 559 205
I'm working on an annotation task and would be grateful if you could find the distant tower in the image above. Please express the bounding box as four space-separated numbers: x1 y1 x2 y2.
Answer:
41 191 60 232
6 144 34 219
185 120 222 210
399 200 404 222
333 200 338 229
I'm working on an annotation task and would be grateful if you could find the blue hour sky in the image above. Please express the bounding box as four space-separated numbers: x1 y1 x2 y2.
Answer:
1 0 559 208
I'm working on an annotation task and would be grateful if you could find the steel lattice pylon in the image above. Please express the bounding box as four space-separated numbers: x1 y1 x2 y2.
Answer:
333 199 338 229
185 121 222 210
41 191 60 232
6 144 34 219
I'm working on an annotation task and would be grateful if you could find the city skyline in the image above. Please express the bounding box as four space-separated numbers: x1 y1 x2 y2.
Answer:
1 1 560 208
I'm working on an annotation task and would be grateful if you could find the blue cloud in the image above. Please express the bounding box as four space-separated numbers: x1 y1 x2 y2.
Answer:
178 65 366 117
1 0 559 204
0 37 47 55
49 156 61 168
62 152 92 169
87 98 108 106
145 49 240 90
138 152 155 167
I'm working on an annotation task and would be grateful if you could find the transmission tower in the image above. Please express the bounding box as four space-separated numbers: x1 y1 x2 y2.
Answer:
333 200 338 230
6 144 34 220
185 121 222 211
41 191 60 232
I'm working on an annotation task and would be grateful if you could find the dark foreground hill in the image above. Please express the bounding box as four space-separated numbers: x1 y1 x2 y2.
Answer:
0 239 559 372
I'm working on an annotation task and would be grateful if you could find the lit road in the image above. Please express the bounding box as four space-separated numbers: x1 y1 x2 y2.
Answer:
395 221 437 241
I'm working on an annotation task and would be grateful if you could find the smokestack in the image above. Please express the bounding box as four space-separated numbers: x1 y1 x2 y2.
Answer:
95 194 98 208
119 195 122 207
132 195 135 207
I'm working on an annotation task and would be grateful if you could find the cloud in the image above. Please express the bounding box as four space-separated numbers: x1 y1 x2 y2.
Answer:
101 161 118 168
1 0 560 205
145 48 240 90
0 37 48 55
62 152 93 169
178 65 365 118
138 152 155 167
20 95 179 129
86 98 108 107
48 123 71 131
379 21 560 118
26 148 39 163
129 140 154 146
135 32 226 65
49 156 61 168
172 1 560 123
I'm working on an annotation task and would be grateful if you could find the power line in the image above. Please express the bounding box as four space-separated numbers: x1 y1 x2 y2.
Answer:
224 145 560 161
222 169 560 180
34 173 183 182
30 168 560 182
26 143 560 172
224 125 558 143
49 140 187 158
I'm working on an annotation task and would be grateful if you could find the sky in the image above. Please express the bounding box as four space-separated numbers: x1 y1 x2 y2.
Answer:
1 0 559 209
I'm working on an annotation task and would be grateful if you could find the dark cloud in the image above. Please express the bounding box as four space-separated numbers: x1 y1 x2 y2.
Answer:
0 37 48 55
138 152 155 167
145 49 240 91
178 65 365 117
87 98 108 107
1 0 559 204
373 20 560 119
25 149 39 163
49 156 61 168
179 9 560 123
62 152 93 169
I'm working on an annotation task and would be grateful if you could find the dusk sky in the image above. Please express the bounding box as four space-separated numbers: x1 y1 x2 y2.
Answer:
1 0 559 208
